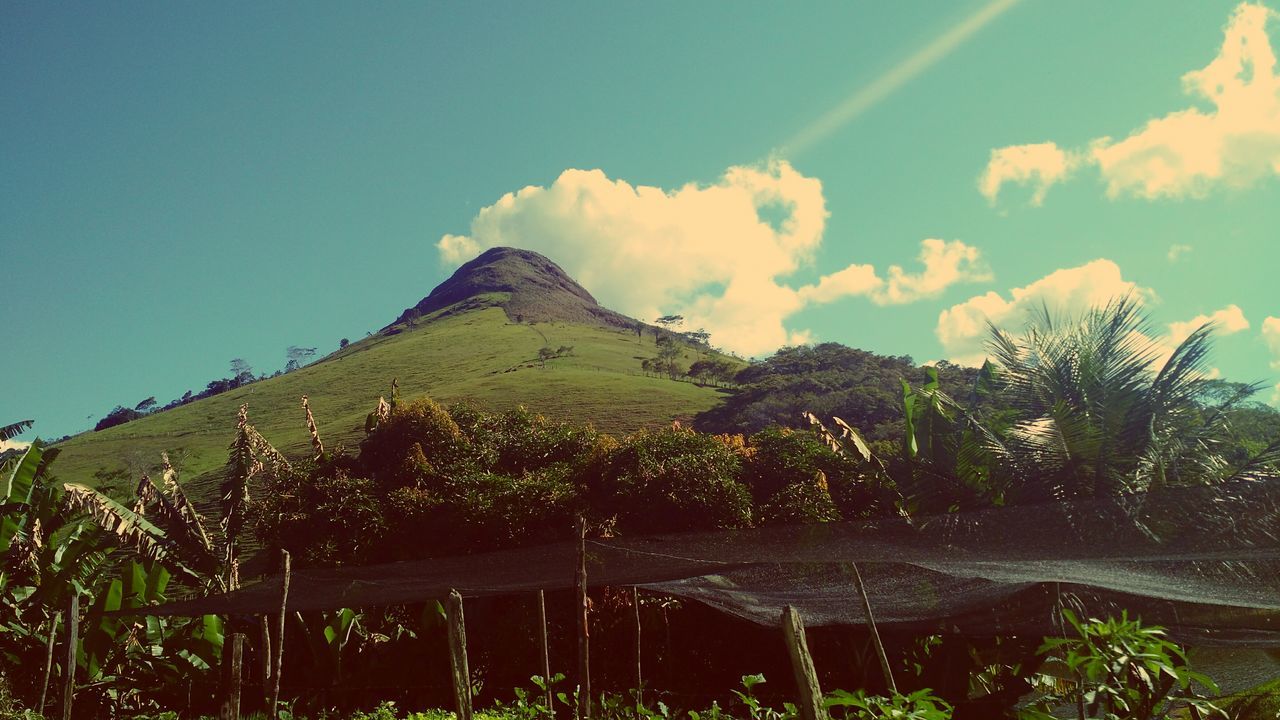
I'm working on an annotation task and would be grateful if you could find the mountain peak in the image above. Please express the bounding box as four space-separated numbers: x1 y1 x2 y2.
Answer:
388 247 637 331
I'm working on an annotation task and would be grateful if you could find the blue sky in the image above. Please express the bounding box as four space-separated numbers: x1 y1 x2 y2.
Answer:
3 0 1279 441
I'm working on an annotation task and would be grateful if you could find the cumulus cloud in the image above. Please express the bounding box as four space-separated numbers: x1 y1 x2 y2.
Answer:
874 238 992 304
938 260 1253 378
438 161 989 357
1263 316 1280 369
936 259 1147 366
984 2 1280 205
979 142 1081 205
1167 304 1250 346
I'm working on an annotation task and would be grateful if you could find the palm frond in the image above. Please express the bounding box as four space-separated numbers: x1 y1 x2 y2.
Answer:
1 420 34 442
60 483 203 583
132 473 218 575
1222 438 1280 483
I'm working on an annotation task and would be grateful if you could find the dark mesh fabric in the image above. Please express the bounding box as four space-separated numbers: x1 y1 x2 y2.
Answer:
121 478 1280 647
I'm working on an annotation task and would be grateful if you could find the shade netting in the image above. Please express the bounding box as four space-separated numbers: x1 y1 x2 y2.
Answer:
123 477 1280 647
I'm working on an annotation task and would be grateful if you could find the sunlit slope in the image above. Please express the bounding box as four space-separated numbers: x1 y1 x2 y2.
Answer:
51 306 727 499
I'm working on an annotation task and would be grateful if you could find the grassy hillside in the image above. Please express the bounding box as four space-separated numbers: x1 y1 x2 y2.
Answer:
50 306 731 504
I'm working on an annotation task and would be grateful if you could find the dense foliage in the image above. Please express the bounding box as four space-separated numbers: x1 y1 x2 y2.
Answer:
694 344 979 442
254 399 888 566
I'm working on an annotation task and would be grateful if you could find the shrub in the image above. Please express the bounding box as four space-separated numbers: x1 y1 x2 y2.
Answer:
758 479 841 525
1020 610 1224 720
744 427 888 520
360 397 471 482
590 427 752 532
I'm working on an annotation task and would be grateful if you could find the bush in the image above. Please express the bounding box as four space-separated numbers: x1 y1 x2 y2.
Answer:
360 397 471 482
1020 610 1224 720
744 428 889 520
590 428 752 532
759 479 841 525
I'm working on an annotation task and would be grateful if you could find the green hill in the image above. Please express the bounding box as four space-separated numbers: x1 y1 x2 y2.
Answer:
50 248 736 504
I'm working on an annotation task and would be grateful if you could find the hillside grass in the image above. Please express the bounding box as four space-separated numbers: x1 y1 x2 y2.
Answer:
50 307 732 505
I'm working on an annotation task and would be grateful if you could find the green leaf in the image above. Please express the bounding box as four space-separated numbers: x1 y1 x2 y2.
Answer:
5 442 44 504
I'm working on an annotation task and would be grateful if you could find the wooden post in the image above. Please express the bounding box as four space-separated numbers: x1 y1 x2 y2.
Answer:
268 550 291 720
38 611 60 715
260 615 272 704
60 593 78 720
446 589 473 720
632 587 642 715
850 563 896 694
220 632 245 720
576 516 592 720
537 590 554 718
781 605 824 720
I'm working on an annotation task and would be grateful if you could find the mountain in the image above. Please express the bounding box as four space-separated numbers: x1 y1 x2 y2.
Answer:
49 248 734 503
387 247 636 331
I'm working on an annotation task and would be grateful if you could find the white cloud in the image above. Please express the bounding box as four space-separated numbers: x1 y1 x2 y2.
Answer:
439 161 989 357
0 439 31 454
874 238 992 305
1147 304 1249 376
938 263 1253 378
1263 316 1280 403
979 142 1080 205
985 2 1280 204
1167 304 1250 346
1167 243 1193 262
936 259 1146 366
1263 316 1280 369
796 263 882 305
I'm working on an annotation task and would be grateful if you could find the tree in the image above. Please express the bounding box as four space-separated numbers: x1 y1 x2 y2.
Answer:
229 358 253 386
688 358 738 385
94 405 142 431
134 396 157 413
339 338 350 349
641 338 685 379
655 314 685 330
686 328 711 346
285 345 317 373
985 296 1280 503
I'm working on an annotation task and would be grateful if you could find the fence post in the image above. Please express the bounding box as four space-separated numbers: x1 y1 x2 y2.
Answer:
850 563 896 694
60 593 78 720
260 615 272 701
269 550 291 720
538 590 554 718
633 587 642 714
446 589 473 720
781 605 824 720
576 516 592 720
38 610 60 715
220 632 245 720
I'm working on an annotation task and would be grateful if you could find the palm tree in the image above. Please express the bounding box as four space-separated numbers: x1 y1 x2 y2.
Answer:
985 296 1280 504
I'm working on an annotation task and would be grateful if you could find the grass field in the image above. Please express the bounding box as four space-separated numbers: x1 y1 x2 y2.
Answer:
50 306 732 506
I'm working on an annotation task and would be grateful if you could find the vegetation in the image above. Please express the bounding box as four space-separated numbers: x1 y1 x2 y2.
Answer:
4 298 1277 718
1 425 225 718
254 395 883 565
51 307 732 503
692 344 979 443
1020 610 1223 720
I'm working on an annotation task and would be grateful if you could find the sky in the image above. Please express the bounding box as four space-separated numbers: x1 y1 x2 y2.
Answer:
3 0 1280 442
